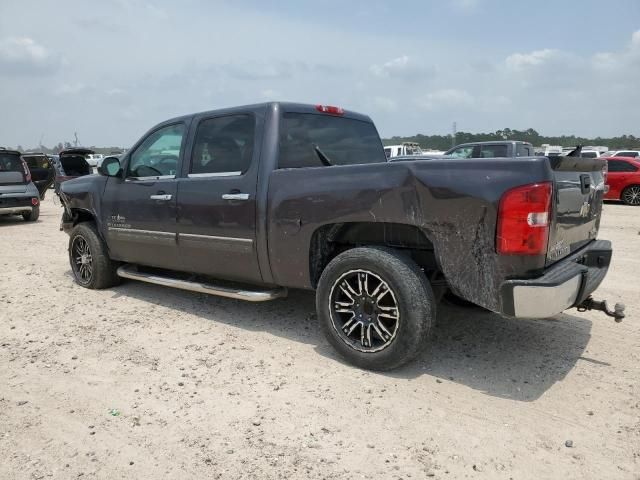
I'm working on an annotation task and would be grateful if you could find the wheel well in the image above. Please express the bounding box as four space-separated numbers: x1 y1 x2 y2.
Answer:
68 208 96 226
309 222 439 288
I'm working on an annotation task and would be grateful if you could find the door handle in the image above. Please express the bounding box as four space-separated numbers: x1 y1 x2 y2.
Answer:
150 194 172 201
222 193 250 201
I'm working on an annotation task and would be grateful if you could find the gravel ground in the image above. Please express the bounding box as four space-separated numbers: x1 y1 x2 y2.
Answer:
0 197 638 480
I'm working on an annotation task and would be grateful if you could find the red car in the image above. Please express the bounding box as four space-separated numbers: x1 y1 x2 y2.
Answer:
603 156 640 205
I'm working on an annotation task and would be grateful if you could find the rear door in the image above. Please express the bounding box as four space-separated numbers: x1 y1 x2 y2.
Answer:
176 112 263 284
101 123 186 270
546 156 607 265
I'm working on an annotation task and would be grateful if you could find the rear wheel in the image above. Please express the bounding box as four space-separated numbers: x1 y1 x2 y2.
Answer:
68 222 120 289
316 247 436 371
22 206 39 222
621 185 640 206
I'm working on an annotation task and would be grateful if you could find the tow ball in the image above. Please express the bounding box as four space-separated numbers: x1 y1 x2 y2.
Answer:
576 296 626 322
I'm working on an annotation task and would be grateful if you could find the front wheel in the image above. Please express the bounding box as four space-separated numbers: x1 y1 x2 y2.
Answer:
68 222 120 289
621 185 640 206
316 247 436 371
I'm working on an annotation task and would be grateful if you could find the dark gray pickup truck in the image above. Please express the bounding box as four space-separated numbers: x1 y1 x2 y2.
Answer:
59 102 623 370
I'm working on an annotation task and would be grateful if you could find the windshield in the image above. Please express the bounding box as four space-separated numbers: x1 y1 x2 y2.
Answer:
279 113 386 168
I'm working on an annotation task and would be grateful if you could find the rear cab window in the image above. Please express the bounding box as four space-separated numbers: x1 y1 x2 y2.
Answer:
278 113 386 169
0 152 27 185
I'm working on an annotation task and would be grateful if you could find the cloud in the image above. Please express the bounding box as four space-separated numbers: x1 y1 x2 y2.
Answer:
505 49 561 70
370 55 435 80
0 37 61 75
449 0 480 13
54 83 89 96
419 89 474 110
372 96 398 112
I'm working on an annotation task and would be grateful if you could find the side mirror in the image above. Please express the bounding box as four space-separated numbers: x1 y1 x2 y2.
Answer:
98 157 122 177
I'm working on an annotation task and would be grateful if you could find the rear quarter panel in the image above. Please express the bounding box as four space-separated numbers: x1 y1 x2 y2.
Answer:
267 157 553 311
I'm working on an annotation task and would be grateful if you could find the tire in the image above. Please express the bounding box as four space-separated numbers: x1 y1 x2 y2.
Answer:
68 222 120 289
22 206 39 222
621 185 640 206
316 247 436 371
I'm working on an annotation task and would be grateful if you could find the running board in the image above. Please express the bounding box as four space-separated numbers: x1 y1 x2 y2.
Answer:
116 265 287 302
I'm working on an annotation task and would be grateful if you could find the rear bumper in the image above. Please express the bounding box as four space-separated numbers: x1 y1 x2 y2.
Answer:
0 206 32 215
500 240 612 318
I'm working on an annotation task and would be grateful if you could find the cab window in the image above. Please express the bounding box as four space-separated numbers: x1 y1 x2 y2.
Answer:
448 146 475 158
127 124 185 178
480 144 508 158
190 115 255 176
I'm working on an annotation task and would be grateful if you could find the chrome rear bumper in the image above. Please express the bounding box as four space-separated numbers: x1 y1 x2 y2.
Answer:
500 240 612 318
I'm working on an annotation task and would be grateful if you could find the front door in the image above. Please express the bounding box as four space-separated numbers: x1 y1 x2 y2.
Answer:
176 113 262 284
101 123 186 270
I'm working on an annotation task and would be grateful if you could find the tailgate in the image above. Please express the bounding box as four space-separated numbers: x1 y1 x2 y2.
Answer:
546 156 606 265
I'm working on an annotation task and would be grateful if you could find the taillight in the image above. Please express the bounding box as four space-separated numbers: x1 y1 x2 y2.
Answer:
315 104 345 116
32 197 39 206
497 182 552 255
21 159 32 183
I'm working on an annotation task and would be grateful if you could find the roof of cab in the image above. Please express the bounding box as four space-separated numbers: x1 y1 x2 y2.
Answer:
160 102 374 126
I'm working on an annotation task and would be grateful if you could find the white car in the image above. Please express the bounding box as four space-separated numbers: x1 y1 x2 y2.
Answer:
84 153 104 167
603 150 640 158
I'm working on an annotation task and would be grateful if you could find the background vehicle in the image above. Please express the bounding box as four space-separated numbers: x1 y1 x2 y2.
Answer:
384 142 422 158
85 153 104 168
570 149 600 158
0 149 40 221
59 102 618 370
52 148 94 192
22 153 55 199
445 140 534 158
603 156 640 205
603 150 640 158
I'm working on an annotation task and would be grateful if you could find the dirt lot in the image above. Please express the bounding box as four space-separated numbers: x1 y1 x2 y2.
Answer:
0 197 638 480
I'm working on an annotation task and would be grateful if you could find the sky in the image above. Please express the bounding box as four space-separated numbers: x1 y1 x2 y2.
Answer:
1 0 639 148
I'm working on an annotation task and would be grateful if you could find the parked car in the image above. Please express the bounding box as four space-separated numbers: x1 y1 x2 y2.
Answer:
85 153 104 168
384 142 445 159
445 140 534 158
0 149 40 221
22 152 55 199
570 149 600 158
58 102 620 370
603 156 640 205
603 150 640 158
52 148 94 192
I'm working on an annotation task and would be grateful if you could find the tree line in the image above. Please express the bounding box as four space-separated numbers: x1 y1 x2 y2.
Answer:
383 128 640 150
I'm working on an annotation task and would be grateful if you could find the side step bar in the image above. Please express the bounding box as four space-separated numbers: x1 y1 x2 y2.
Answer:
116 264 287 302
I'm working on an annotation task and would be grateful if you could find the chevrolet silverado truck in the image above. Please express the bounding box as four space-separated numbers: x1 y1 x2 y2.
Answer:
58 102 624 370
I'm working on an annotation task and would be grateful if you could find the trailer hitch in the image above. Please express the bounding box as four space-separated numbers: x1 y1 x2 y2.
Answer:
576 296 625 322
